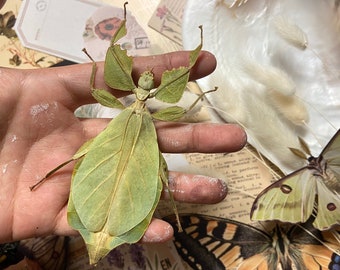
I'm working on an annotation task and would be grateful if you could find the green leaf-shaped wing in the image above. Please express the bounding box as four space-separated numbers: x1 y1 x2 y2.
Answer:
68 169 162 264
111 16 127 45
104 19 136 91
154 67 190 103
69 106 160 236
154 27 203 103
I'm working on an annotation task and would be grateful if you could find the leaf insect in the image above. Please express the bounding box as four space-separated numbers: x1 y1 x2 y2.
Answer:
30 3 216 265
251 129 340 230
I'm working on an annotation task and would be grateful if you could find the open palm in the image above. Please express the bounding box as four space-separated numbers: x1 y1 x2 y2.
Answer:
0 51 246 244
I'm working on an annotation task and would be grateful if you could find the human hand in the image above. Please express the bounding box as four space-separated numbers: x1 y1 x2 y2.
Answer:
0 51 246 244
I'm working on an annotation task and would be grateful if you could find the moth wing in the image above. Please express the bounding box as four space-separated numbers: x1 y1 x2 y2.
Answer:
20 235 68 270
321 130 340 196
321 129 340 180
321 129 340 158
288 223 340 269
251 168 316 224
298 245 339 269
313 129 340 230
163 214 273 270
313 179 340 230
70 107 160 236
165 214 340 270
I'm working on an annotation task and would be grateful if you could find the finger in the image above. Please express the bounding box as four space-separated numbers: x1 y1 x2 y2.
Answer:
155 122 247 153
140 218 174 243
52 50 216 109
141 171 229 243
82 120 246 154
55 172 227 240
132 50 216 86
162 171 228 204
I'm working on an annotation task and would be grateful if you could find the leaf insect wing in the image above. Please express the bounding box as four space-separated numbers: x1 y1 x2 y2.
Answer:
104 2 136 91
154 26 204 104
158 152 182 232
110 2 129 45
68 157 163 265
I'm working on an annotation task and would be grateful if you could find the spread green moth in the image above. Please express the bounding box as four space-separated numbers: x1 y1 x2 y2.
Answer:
30 3 216 265
251 129 340 230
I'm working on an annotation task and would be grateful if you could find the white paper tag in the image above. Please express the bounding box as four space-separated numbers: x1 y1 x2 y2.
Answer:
14 0 106 63
15 0 151 63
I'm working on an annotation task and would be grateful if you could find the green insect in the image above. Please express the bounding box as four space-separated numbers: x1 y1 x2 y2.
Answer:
30 3 215 265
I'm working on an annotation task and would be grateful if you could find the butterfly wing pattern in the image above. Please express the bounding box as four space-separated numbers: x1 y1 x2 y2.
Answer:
20 235 69 270
164 214 340 270
251 129 340 230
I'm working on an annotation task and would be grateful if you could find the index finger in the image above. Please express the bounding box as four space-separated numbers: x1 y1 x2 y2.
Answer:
53 50 216 110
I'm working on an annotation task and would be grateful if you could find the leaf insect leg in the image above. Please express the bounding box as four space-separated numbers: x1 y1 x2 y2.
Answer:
30 138 93 191
82 48 125 109
186 87 218 113
29 159 75 191
155 88 218 231
159 153 183 232
152 87 218 122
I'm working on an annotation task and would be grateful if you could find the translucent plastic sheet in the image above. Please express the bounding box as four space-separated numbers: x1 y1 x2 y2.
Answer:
182 0 340 172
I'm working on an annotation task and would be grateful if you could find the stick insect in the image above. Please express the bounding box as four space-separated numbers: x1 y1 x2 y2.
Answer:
30 3 216 265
